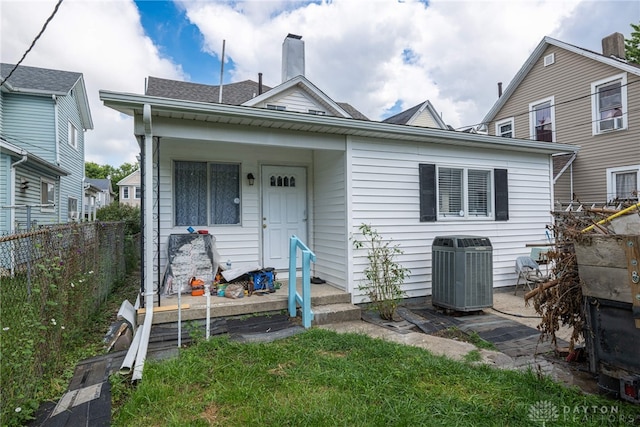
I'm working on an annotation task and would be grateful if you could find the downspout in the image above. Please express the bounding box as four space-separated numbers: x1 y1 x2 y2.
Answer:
52 95 60 164
10 152 28 232
132 103 154 382
82 178 87 221
53 95 62 224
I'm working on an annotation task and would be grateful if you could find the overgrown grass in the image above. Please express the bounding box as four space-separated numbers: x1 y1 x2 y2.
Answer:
111 329 640 426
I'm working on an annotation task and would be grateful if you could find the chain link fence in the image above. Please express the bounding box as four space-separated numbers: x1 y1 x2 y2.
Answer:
0 221 131 425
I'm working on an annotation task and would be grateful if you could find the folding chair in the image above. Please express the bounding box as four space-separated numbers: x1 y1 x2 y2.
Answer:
514 256 547 295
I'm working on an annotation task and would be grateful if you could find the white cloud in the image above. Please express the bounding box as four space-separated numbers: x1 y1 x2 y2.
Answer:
1 0 635 167
1 0 184 166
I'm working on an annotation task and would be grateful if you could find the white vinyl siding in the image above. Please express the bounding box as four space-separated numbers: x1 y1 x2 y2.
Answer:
312 150 347 290
349 137 553 301
257 88 328 115
591 73 627 135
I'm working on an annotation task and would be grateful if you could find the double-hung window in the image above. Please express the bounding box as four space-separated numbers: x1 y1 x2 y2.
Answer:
529 97 555 142
438 167 492 218
174 161 240 226
122 187 129 199
68 121 78 149
41 179 55 212
135 186 141 199
592 73 627 134
419 164 508 222
607 165 639 201
495 118 514 138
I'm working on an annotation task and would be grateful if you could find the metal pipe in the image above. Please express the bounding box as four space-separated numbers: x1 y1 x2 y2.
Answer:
218 40 226 103
582 202 640 233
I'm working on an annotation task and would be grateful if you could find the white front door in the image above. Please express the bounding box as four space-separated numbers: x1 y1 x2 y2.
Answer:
262 165 307 270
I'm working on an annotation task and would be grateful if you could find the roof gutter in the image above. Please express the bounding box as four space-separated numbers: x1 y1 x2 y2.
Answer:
100 90 575 156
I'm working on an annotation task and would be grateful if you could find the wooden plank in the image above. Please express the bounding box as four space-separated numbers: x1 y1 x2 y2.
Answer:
574 236 628 268
577 265 632 302
137 304 189 315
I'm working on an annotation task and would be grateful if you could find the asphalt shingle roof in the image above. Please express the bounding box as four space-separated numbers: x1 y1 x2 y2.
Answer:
146 76 271 105
382 103 422 125
1 63 82 94
145 76 369 120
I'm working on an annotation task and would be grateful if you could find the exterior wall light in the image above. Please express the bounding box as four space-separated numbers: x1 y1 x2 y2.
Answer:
247 173 255 186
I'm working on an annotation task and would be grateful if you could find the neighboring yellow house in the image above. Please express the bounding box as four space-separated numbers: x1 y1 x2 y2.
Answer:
116 170 140 207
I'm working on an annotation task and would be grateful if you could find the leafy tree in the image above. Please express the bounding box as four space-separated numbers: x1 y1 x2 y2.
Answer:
109 162 138 191
85 161 115 180
625 22 640 64
85 161 139 192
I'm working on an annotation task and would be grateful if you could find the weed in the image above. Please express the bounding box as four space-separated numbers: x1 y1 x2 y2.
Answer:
352 223 410 320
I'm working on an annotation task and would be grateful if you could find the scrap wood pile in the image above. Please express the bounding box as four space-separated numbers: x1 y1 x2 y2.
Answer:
525 202 640 351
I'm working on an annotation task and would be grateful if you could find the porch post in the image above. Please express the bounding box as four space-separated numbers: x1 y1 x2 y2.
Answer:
143 104 154 308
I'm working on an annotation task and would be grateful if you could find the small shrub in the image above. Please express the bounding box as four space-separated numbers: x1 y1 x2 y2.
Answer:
352 224 410 320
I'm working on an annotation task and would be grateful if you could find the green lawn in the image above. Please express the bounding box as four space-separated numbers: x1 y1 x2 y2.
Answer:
111 329 640 426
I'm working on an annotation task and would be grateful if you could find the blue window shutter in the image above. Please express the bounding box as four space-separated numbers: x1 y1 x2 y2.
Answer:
419 164 436 222
494 168 509 221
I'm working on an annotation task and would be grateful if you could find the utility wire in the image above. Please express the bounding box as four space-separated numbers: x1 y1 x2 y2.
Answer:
0 0 64 88
457 78 640 132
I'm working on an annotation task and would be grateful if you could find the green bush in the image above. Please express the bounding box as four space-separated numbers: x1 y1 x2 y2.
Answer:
96 203 141 236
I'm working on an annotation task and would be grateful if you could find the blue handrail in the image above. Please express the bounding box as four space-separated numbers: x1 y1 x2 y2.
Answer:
288 235 316 328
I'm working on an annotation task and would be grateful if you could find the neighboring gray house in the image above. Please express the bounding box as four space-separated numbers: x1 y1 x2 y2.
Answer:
0 63 93 233
383 100 449 130
100 34 572 304
482 33 640 205
84 178 114 220
116 170 141 207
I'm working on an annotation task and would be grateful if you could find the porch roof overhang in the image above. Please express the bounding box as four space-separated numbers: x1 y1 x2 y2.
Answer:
99 90 578 156
1 138 70 176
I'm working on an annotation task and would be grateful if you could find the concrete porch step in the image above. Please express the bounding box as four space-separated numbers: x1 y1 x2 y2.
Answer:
141 283 352 325
311 303 362 326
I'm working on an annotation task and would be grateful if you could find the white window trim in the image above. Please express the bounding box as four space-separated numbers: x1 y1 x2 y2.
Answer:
529 96 556 142
591 72 627 135
495 117 515 138
122 186 129 199
134 186 141 199
68 121 78 149
436 165 494 220
41 179 55 212
606 164 639 201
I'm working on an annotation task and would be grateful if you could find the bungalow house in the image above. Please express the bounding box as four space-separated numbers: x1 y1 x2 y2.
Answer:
0 63 93 233
116 170 141 207
100 34 574 305
482 33 640 206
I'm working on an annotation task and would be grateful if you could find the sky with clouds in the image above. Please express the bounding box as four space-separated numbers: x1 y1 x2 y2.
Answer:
1 0 638 167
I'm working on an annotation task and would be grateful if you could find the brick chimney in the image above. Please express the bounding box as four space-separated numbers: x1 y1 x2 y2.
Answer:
602 32 626 60
282 34 305 82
